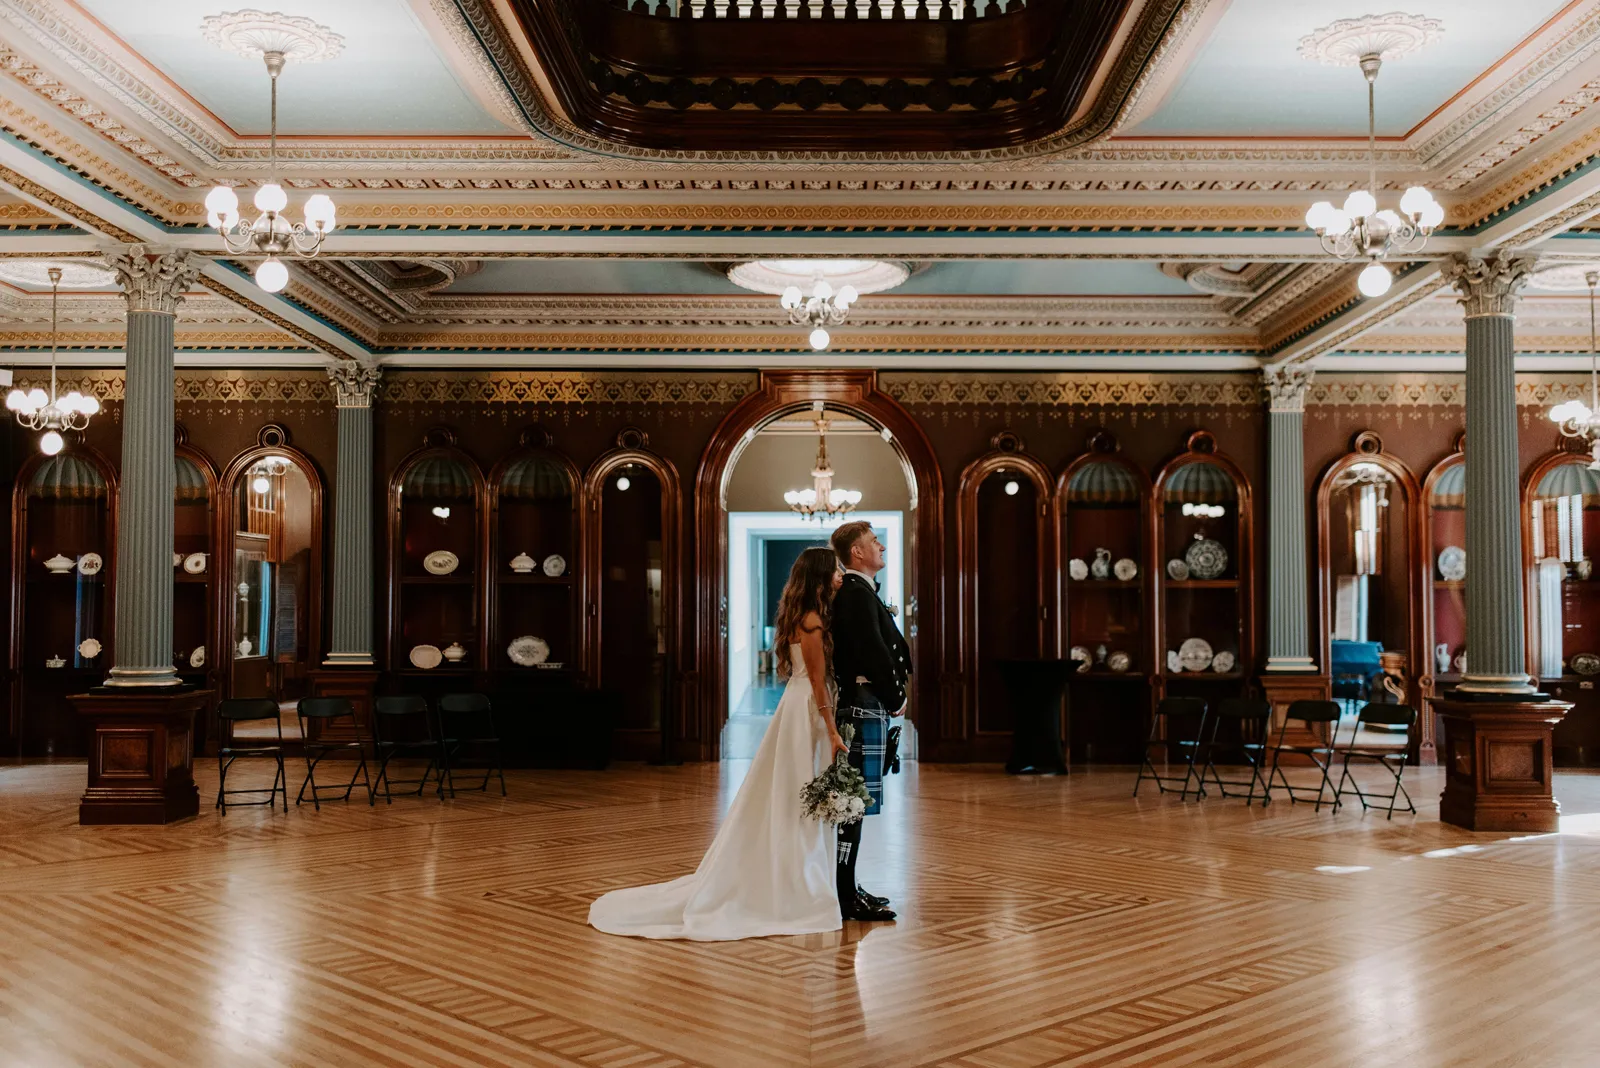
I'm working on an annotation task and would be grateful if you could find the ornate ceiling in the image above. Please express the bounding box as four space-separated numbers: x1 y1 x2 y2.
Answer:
1 0 1600 370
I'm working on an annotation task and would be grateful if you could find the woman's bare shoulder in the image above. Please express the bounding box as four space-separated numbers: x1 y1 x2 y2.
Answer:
798 611 824 633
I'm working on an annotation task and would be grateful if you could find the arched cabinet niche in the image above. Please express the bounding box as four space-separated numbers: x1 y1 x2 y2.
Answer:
584 427 682 758
1522 446 1600 765
218 424 323 709
1315 431 1424 730
487 426 580 677
9 442 118 756
1152 430 1253 710
957 431 1053 752
1055 429 1152 763
388 427 485 680
173 426 220 734
1420 436 1466 740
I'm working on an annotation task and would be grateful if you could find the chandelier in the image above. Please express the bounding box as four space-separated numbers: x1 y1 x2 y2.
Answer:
784 406 862 520
201 12 345 294
727 259 910 351
4 267 100 455
1549 269 1600 468
1300 15 1445 298
781 277 857 352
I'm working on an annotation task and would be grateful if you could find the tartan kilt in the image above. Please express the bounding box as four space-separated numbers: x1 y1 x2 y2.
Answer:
838 695 888 816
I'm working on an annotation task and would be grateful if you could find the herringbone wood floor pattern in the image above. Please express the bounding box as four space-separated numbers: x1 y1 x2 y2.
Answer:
4 759 1600 1067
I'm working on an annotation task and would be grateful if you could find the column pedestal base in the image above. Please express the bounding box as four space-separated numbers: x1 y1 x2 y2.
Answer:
70 688 213 825
308 668 380 740
1434 696 1570 832
1259 673 1330 766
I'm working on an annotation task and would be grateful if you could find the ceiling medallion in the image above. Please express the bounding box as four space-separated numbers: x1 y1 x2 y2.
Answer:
1301 14 1444 300
728 260 909 350
201 11 344 293
199 10 346 62
0 260 115 290
1297 12 1443 67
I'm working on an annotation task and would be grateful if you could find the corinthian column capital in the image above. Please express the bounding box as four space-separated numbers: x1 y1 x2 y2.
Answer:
1263 363 1315 413
328 363 382 408
1444 251 1536 319
109 245 199 315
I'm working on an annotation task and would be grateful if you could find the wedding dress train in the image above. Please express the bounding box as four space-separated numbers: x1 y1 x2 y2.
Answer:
588 644 840 940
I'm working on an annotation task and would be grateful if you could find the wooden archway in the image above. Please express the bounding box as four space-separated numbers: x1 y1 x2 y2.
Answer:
583 427 683 757
1313 430 1425 715
692 371 943 762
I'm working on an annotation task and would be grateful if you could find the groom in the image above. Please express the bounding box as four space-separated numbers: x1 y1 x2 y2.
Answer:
829 520 911 923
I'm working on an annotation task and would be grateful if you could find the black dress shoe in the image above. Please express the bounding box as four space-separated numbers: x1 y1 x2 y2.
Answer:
857 886 890 909
841 892 897 922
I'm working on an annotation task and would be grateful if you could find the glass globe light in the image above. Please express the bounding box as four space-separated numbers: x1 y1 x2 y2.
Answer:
26 388 47 410
809 327 830 350
836 284 858 306
780 286 802 309
205 186 240 228
79 393 99 416
253 183 288 213
5 389 24 411
1357 261 1393 298
1551 400 1594 424
812 280 833 300
255 258 289 293
1344 190 1377 218
1323 209 1353 237
1305 201 1335 231
1374 209 1403 231
616 476 631 491
59 391 82 414
252 475 271 494
303 194 336 233
1400 186 1434 216
1419 201 1445 229
1004 480 1019 496
39 430 63 456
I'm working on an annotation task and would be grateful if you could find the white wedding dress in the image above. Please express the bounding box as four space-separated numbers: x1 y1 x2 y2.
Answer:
589 644 841 940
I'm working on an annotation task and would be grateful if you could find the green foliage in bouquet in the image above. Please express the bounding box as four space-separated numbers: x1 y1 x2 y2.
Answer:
800 723 872 826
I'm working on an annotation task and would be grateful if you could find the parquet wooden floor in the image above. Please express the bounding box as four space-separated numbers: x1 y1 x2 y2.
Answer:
4 759 1600 1068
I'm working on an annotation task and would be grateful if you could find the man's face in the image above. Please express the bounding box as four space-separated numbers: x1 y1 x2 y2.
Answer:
853 531 886 572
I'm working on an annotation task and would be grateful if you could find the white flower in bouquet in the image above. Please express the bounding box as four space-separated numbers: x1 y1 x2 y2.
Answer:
800 724 873 826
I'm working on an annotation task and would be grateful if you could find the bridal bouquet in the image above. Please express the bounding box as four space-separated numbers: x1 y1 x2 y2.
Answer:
800 724 871 826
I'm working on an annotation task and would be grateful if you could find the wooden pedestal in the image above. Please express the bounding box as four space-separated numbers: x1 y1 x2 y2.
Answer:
1259 673 1332 765
308 668 380 740
70 688 214 825
1434 697 1571 832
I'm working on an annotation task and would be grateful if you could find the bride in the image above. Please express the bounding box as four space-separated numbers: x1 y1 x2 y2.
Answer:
589 547 851 940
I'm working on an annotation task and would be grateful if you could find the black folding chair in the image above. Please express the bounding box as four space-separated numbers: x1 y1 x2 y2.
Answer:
1334 703 1418 818
295 696 372 809
1193 698 1273 803
1262 699 1342 810
215 697 287 813
1133 696 1208 798
437 692 506 798
371 694 447 805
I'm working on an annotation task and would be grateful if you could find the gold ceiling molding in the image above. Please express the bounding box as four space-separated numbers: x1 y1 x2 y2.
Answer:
0 96 185 220
380 371 758 406
1306 374 1599 407
0 328 308 349
377 329 1260 353
7 369 336 401
879 372 1262 408
0 160 139 242
1274 274 1449 365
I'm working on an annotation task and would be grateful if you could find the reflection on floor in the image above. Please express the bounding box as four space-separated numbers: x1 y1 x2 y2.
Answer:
723 677 785 759
4 760 1600 1066
229 700 303 741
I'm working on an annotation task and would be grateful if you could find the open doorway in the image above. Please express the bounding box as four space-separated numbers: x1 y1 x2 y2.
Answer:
721 406 913 760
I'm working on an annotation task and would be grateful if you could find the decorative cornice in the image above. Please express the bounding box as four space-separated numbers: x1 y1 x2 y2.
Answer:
6 368 335 402
108 245 198 315
328 363 381 407
1305 373 1600 407
1444 251 1536 319
1263 364 1314 413
379 371 757 406
879 372 1261 407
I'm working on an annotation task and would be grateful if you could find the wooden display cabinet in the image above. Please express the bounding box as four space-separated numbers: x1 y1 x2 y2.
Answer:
1421 438 1466 736
1055 430 1152 763
1523 447 1600 765
1152 430 1253 714
388 428 485 682
9 445 117 757
487 427 581 679
173 432 218 747
956 432 1052 758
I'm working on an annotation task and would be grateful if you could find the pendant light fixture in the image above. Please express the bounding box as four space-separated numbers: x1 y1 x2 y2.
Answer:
5 268 100 455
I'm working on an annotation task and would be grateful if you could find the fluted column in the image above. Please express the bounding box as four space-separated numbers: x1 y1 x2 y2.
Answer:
1263 364 1317 673
104 247 198 688
1445 251 1538 696
323 364 381 666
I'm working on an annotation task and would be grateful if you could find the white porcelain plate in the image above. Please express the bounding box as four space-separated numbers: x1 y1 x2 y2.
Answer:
1068 558 1088 581
1437 545 1466 582
423 550 460 576
1212 650 1236 674
542 554 566 578
77 637 101 659
1107 651 1132 673
1572 653 1600 676
1113 557 1138 581
508 635 550 667
409 644 443 670
1185 537 1228 580
1166 558 1190 581
1177 637 1214 673
183 552 207 574
190 645 206 669
77 552 103 576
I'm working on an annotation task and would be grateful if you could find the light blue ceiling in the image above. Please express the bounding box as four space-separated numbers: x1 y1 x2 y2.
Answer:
1127 0 1567 138
445 260 1197 296
77 0 515 136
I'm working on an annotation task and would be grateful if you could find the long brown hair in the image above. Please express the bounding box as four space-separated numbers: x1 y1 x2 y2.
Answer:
774 546 838 679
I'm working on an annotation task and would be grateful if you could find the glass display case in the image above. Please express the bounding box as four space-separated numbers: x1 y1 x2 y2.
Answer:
487 430 579 676
1152 431 1252 708
1523 450 1600 764
10 447 117 756
389 431 484 677
1056 430 1151 762
173 441 217 701
1422 441 1466 706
